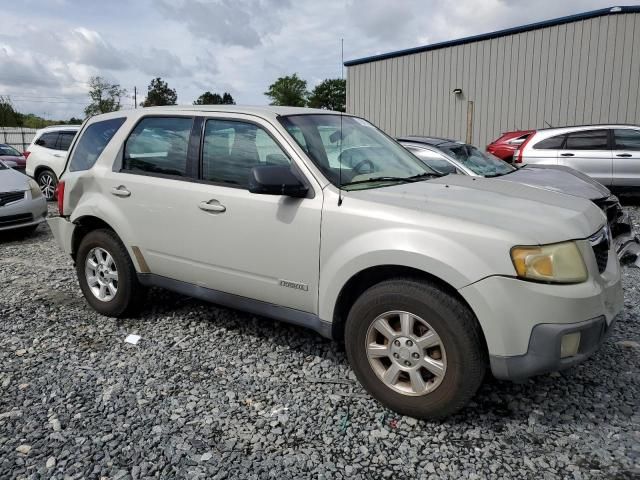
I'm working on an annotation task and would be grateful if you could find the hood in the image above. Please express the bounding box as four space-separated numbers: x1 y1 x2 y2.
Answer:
0 167 29 193
499 164 610 200
347 175 606 245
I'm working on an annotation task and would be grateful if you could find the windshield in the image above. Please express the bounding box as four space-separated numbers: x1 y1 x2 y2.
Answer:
0 145 21 156
439 143 514 176
279 114 436 190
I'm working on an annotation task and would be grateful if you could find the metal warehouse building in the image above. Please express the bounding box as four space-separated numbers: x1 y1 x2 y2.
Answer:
345 6 640 148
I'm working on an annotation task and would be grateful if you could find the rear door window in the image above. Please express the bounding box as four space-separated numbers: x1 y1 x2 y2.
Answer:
614 129 640 151
533 135 565 150
57 131 77 151
36 132 59 149
123 117 193 177
69 118 126 172
564 129 609 150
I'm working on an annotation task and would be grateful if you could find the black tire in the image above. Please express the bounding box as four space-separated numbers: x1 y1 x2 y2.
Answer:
345 279 486 420
76 229 146 317
36 169 58 201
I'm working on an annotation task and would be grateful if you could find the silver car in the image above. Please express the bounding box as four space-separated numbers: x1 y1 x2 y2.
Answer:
514 124 640 188
0 159 48 234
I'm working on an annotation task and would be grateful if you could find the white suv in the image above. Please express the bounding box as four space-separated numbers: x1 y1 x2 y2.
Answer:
48 106 623 419
25 125 80 200
514 124 640 188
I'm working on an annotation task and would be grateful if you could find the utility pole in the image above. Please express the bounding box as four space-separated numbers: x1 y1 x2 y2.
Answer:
134 86 137 109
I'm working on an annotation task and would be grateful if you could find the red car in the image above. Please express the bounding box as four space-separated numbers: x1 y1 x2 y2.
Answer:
486 130 534 162
0 143 27 171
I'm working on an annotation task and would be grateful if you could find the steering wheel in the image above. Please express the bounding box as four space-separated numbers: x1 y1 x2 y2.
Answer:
339 148 375 175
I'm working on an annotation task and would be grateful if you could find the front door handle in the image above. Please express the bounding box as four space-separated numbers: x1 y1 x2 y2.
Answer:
53 154 64 158
616 153 632 157
560 153 575 157
111 185 131 197
199 199 226 213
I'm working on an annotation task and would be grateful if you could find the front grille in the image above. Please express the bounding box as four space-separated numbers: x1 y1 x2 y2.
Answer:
0 213 32 227
589 226 610 274
0 191 25 206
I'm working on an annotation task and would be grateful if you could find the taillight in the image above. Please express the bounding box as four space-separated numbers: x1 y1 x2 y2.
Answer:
56 180 65 216
514 134 534 163
23 151 31 159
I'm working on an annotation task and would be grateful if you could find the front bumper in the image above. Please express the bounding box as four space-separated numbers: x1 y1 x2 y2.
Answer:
0 194 47 231
489 314 620 380
459 238 624 380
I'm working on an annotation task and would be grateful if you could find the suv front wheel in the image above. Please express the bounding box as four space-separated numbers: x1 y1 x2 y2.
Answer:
76 229 146 317
36 169 58 201
345 279 486 419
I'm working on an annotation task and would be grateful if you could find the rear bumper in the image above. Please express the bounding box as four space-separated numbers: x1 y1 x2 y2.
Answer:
0 195 47 231
489 314 619 380
46 216 75 255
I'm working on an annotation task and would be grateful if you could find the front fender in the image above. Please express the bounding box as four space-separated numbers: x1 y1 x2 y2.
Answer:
318 227 514 322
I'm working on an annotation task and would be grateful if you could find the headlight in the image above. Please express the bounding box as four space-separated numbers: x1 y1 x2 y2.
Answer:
28 179 43 199
510 241 587 283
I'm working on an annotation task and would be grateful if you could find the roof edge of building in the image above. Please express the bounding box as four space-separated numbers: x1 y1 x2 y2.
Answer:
344 5 640 67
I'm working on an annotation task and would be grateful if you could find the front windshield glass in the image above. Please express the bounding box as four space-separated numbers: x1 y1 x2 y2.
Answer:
439 143 514 176
279 114 436 190
0 145 21 156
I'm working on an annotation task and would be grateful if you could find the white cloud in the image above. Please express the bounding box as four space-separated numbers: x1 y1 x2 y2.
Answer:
0 0 623 119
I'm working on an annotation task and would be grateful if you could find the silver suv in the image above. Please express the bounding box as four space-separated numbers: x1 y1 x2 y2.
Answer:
515 125 640 188
48 107 623 419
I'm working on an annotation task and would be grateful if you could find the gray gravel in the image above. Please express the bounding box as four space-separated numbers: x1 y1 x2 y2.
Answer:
1 202 639 479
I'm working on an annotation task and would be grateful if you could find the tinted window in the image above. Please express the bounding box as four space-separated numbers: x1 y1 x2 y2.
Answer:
69 118 126 172
564 129 608 150
57 131 77 151
614 129 640 151
534 135 565 150
36 132 59 149
123 117 193 177
202 120 291 188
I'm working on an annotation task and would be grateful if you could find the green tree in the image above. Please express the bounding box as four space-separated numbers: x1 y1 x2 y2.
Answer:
142 77 177 107
193 91 235 105
67 117 83 125
264 74 308 107
308 78 346 112
0 96 21 127
84 76 126 117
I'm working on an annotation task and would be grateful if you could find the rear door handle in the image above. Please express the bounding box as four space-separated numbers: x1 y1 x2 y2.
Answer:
560 153 575 157
199 199 226 213
53 154 64 158
616 153 632 157
111 185 131 197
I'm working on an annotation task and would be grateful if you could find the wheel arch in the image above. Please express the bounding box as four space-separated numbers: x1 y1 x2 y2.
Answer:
71 215 122 262
330 265 487 356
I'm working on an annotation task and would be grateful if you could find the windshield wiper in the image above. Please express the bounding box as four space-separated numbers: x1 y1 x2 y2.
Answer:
342 172 439 187
485 169 519 178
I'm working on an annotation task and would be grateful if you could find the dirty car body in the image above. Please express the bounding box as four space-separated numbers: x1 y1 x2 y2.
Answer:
46 107 624 418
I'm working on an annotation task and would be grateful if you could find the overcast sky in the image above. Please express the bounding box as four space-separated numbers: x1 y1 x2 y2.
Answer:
0 0 629 119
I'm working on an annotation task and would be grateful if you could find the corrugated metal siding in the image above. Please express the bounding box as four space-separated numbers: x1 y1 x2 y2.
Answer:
346 12 640 147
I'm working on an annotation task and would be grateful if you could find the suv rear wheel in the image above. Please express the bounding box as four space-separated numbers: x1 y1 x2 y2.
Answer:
76 229 146 317
345 279 486 419
36 169 57 201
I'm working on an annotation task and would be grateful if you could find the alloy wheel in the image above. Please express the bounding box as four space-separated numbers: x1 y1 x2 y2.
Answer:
85 247 119 302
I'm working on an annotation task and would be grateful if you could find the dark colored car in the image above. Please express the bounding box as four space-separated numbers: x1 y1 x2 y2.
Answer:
487 130 534 162
0 144 27 171
399 136 640 266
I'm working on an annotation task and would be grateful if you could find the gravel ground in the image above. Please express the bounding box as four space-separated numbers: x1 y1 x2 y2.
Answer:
1 203 639 480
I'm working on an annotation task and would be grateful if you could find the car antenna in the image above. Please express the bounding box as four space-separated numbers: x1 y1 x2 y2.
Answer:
544 120 553 128
338 38 344 207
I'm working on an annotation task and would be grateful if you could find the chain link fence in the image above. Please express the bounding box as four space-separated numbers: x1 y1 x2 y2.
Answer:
0 127 38 152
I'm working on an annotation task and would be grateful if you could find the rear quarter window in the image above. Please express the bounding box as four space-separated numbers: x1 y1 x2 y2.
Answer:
533 135 565 150
69 118 126 172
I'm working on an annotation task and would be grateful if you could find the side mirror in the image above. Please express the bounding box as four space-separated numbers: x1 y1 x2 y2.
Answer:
249 165 308 198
